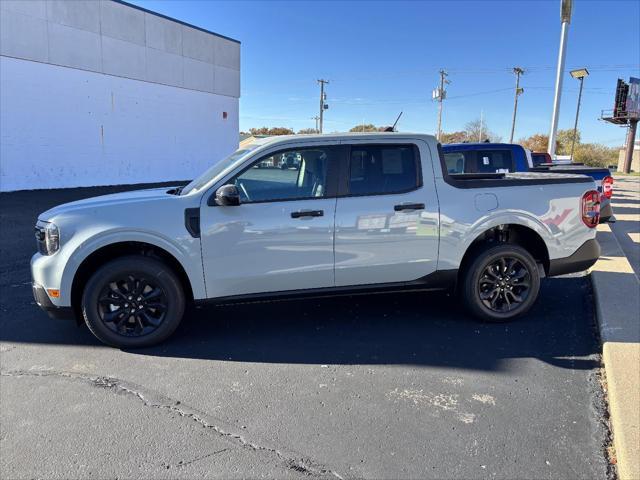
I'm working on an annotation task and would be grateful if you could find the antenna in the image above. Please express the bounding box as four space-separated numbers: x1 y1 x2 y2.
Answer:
391 111 403 131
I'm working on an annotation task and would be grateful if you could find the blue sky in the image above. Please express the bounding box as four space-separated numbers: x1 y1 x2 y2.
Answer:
131 0 639 146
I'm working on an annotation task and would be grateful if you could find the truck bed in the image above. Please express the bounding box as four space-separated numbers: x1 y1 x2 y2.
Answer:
446 171 594 189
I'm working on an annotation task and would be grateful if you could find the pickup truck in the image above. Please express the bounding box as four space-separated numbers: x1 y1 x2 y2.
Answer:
442 143 614 221
32 133 602 348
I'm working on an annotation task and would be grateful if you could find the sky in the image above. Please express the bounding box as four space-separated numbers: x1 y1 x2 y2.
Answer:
131 0 639 147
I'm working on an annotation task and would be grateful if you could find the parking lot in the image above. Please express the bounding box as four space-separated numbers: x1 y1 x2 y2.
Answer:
1 186 611 479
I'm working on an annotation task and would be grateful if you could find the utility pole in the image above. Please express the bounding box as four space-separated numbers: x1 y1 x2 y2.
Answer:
317 79 329 133
311 116 320 133
548 0 573 159
509 67 525 143
433 69 449 141
479 109 483 142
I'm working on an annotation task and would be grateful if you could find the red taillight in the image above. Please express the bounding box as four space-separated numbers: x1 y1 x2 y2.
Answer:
581 190 600 228
602 176 614 199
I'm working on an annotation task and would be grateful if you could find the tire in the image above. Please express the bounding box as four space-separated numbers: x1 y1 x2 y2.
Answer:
81 255 185 348
461 243 540 322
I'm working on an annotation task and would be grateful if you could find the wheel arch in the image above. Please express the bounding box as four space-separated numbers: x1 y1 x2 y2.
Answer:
69 240 197 320
458 223 551 283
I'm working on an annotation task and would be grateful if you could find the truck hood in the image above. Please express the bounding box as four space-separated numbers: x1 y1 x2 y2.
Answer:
39 187 179 220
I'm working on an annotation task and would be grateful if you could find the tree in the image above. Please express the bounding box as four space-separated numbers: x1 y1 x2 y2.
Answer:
519 134 549 152
555 129 581 155
248 127 294 136
440 131 467 144
464 119 501 143
574 143 618 168
349 124 380 132
297 128 318 134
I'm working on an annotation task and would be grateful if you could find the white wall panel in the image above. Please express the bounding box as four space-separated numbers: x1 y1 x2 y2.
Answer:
48 22 102 71
1 0 47 19
46 0 101 34
101 35 145 80
214 65 240 97
0 0 240 97
182 25 215 64
145 47 183 87
183 56 214 93
100 0 146 46
0 8 49 62
144 12 182 55
0 56 239 191
214 37 240 70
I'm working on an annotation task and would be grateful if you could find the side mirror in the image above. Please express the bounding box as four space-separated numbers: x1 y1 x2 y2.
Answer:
214 184 240 206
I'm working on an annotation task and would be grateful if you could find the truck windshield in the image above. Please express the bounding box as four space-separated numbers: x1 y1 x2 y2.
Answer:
181 147 257 196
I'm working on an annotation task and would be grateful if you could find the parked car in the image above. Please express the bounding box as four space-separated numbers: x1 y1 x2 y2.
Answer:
442 143 614 222
531 152 551 166
32 133 601 348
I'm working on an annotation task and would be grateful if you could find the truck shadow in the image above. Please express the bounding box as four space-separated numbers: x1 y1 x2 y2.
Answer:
131 276 600 371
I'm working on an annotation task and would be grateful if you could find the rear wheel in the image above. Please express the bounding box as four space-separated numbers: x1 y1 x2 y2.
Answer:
462 243 540 322
81 256 185 348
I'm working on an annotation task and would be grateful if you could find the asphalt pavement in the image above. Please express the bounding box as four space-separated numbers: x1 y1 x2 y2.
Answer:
0 185 611 479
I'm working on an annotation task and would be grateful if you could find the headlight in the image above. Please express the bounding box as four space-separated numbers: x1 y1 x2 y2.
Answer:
35 221 60 255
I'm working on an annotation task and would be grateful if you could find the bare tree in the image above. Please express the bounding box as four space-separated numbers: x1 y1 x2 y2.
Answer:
464 119 501 143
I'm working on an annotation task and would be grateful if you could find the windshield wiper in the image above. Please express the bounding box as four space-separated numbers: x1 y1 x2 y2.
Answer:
167 186 184 195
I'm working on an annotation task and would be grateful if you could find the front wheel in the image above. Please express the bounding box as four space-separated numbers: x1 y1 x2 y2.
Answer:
81 256 185 348
461 244 540 322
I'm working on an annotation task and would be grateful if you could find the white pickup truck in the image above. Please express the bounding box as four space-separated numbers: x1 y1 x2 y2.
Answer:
32 133 601 348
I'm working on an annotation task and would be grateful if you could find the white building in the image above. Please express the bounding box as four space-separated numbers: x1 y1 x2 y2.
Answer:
0 0 240 191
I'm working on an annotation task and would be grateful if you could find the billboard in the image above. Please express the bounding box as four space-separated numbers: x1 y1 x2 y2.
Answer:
626 77 640 118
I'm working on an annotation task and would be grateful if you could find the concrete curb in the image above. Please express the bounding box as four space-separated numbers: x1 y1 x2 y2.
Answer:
591 223 640 480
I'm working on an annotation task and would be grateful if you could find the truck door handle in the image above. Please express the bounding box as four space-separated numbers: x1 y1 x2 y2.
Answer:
394 203 425 211
291 209 324 218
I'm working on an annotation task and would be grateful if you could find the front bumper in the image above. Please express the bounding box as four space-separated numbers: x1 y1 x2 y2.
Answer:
548 239 601 277
32 283 74 320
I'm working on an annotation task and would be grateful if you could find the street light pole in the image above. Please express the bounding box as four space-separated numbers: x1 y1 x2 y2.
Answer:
548 0 573 159
569 68 589 161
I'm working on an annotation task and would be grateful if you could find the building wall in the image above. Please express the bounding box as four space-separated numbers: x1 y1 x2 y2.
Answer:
0 0 240 191
617 148 640 173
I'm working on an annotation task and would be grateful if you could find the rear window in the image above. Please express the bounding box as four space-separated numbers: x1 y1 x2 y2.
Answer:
475 150 514 173
348 145 420 196
444 152 466 173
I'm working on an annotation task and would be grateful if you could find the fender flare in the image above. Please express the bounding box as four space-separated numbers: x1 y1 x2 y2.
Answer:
59 229 205 305
454 212 556 267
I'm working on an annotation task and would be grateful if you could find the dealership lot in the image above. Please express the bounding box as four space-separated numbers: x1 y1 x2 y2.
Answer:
1 186 611 479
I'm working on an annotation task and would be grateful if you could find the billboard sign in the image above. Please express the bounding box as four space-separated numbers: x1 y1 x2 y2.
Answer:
626 77 640 118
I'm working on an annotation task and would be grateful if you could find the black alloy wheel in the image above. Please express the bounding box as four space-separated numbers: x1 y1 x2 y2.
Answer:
462 243 540 322
98 274 168 337
82 256 185 348
477 256 531 313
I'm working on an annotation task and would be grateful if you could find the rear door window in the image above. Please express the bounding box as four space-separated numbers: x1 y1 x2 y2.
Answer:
443 152 466 173
347 145 420 196
475 150 514 173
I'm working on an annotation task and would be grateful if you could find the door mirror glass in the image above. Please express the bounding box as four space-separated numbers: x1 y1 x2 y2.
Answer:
215 184 240 206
